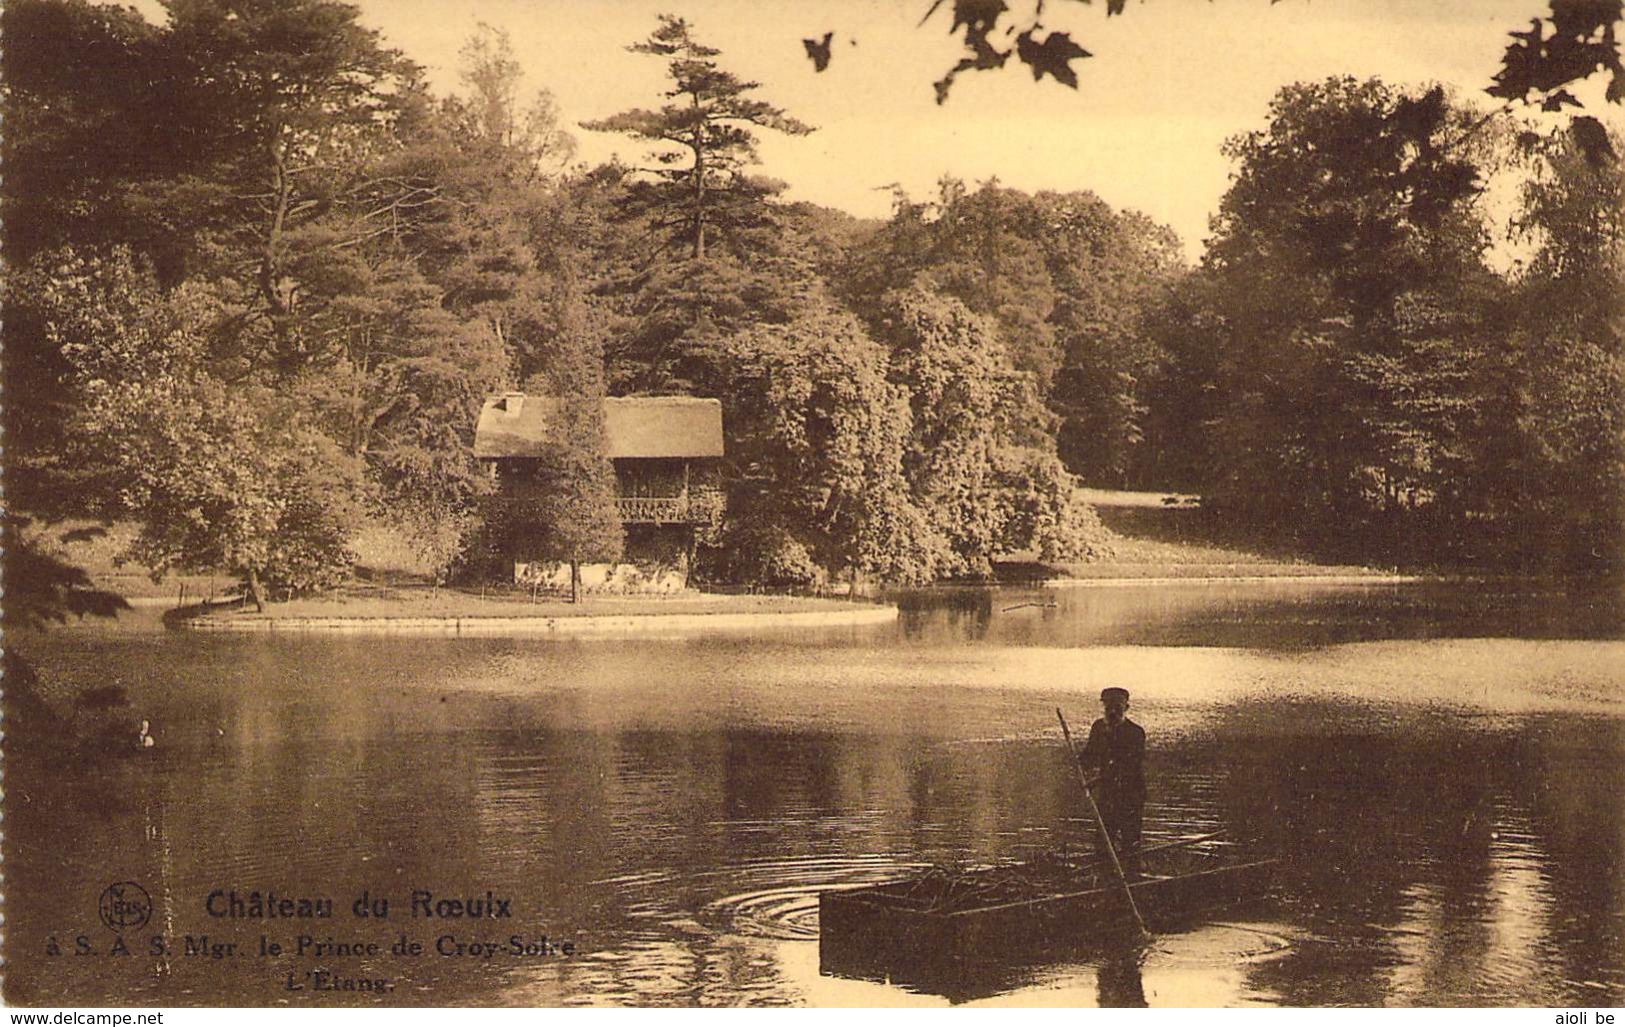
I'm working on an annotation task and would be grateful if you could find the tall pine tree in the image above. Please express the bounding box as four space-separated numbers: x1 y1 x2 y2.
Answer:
583 15 813 262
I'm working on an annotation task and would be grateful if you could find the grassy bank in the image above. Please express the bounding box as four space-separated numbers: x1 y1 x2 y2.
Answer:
1039 533 1383 580
998 488 1389 582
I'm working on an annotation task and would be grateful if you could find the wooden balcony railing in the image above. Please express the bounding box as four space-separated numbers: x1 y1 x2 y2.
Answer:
616 496 693 523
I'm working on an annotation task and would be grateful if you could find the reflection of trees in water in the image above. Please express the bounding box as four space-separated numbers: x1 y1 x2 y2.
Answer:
1202 699 1625 1005
1095 946 1149 1007
4 751 174 1005
896 582 1625 649
1510 715 1625 1004
897 588 995 643
713 729 1091 865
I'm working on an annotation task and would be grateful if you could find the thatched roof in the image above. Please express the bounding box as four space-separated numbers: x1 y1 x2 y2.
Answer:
473 394 724 460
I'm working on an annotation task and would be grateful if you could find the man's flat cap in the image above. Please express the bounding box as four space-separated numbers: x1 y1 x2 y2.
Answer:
1100 687 1130 701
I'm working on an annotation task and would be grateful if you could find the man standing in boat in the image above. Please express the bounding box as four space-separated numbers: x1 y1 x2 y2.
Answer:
1078 687 1146 878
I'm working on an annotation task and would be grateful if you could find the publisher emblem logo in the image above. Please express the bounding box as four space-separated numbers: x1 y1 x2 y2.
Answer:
98 881 152 932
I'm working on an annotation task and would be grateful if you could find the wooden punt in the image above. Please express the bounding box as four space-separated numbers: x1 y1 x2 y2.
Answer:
818 837 1278 989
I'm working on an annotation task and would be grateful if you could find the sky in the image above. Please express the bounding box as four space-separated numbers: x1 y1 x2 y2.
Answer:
121 0 1621 259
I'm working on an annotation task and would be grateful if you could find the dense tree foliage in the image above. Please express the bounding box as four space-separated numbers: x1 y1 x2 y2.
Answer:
572 18 1116 581
1493 127 1625 568
3 0 536 596
1142 76 1623 569
878 288 1042 576
13 248 365 607
1182 79 1501 559
842 179 1183 485
708 293 1109 587
5 0 1619 610
712 307 927 587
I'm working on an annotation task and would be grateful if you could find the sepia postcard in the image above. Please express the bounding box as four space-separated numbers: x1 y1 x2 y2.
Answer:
3 0 1623 1010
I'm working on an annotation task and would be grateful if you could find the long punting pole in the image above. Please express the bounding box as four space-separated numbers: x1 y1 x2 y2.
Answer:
1058 707 1150 938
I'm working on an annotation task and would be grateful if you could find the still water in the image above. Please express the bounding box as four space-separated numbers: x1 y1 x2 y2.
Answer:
6 580 1624 1006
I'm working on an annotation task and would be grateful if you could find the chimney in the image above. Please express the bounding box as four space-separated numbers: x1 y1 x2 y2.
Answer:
502 392 524 417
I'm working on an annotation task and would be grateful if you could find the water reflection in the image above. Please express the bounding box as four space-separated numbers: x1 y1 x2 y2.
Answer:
1096 947 1149 1007
896 578 1625 648
5 581 1624 1006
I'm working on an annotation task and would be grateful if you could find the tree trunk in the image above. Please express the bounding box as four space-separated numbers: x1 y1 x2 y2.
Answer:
570 559 581 605
261 131 296 367
246 567 267 613
691 107 706 260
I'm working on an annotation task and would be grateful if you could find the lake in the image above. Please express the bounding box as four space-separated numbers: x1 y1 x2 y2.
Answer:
5 579 1623 1006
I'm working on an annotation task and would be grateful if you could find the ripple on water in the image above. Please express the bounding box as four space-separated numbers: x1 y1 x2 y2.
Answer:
1155 921 1297 965
686 854 930 941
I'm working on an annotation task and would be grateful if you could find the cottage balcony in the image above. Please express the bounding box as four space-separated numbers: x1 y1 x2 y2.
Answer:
616 495 697 524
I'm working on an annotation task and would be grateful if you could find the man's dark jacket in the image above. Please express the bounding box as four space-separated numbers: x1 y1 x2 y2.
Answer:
1079 716 1146 803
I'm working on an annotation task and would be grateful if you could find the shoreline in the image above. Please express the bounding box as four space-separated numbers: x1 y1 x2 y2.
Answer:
124 569 1450 617
181 601 900 635
173 570 1432 634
